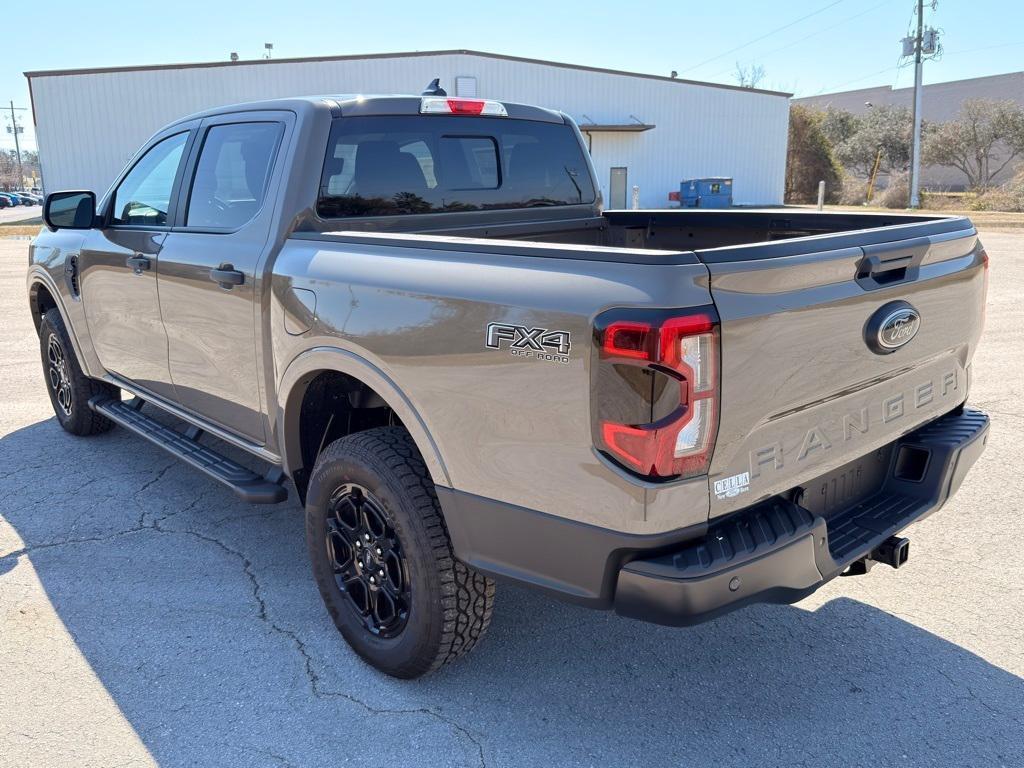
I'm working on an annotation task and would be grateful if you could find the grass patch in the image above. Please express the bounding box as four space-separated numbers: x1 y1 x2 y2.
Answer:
790 204 1024 229
0 224 42 237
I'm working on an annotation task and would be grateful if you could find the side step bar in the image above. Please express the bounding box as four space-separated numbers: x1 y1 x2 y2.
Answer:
89 396 288 504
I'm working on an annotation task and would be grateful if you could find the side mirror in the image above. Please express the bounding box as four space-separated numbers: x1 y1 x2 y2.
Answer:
44 191 97 231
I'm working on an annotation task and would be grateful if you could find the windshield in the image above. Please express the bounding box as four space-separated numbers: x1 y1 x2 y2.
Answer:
316 115 595 218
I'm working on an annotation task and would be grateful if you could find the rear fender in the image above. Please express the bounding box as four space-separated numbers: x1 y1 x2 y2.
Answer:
276 346 450 487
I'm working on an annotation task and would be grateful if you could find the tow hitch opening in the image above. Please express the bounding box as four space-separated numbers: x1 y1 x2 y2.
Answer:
842 536 911 576
874 536 911 569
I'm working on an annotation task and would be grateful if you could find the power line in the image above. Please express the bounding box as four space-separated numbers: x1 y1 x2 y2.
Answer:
811 61 905 95
678 0 845 74
711 0 890 79
941 40 1024 57
814 39 1022 95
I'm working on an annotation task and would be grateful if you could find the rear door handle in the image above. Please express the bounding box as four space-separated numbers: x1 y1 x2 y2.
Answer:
210 264 245 289
126 254 150 274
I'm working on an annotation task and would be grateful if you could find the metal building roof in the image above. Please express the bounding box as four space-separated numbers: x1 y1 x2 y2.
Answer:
24 49 792 98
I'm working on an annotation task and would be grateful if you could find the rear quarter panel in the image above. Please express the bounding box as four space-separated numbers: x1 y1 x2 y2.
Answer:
271 237 713 534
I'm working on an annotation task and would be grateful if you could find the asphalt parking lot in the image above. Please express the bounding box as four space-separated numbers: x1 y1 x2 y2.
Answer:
1 233 1022 768
0 205 40 225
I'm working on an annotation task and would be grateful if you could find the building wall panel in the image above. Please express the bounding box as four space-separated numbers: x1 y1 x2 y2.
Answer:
29 52 789 207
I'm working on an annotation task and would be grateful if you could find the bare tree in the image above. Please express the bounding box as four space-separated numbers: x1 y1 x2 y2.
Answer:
734 62 766 89
924 99 1024 189
819 107 860 146
0 150 21 190
833 105 914 178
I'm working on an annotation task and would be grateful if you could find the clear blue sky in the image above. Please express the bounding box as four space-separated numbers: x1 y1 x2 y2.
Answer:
3 0 1022 152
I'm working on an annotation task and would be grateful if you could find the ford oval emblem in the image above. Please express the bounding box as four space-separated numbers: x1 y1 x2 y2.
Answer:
865 301 920 354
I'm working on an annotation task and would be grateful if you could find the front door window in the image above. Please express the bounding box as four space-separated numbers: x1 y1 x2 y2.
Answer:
110 132 189 226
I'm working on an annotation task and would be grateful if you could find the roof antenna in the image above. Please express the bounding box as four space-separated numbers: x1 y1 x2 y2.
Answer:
422 78 447 96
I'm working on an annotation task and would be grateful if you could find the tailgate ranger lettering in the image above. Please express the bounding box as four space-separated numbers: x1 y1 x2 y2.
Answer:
750 368 960 479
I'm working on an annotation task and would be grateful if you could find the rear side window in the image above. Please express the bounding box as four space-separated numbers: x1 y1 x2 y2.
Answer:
317 115 595 218
186 122 283 229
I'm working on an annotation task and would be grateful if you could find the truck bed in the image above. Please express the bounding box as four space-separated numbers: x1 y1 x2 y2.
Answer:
289 205 984 527
299 209 973 265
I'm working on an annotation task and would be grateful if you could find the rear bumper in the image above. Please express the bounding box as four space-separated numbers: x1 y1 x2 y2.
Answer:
613 407 989 626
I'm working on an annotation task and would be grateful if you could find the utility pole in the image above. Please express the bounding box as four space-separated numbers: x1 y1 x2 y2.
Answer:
5 101 26 188
908 0 924 208
904 1 941 208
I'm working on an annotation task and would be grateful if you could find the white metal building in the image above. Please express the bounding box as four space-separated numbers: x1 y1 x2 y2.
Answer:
26 50 790 208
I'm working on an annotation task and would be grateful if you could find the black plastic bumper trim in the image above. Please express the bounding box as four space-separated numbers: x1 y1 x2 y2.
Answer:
613 406 989 626
437 487 707 607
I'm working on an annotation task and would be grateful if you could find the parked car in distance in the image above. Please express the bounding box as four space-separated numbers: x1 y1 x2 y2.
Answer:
0 194 9 208
28 89 990 678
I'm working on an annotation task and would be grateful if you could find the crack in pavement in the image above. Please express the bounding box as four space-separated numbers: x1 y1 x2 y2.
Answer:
1 476 489 767
169 520 489 767
133 461 177 496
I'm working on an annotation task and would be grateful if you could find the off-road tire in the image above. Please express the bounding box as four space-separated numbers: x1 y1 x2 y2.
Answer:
38 308 118 436
306 427 495 678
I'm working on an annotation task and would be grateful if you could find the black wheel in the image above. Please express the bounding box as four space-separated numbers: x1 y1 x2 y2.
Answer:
38 308 119 436
306 427 495 678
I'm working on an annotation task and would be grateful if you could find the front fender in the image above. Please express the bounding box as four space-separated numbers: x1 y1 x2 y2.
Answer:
275 346 450 487
27 265 100 380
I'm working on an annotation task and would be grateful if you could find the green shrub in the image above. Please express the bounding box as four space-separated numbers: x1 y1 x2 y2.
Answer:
786 106 843 204
969 169 1024 212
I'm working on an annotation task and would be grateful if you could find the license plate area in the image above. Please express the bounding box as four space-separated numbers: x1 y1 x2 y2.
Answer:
795 446 893 518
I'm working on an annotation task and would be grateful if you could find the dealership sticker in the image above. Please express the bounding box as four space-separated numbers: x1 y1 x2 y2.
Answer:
714 472 750 499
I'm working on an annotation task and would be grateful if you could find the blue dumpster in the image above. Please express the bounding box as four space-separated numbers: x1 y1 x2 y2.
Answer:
679 177 733 208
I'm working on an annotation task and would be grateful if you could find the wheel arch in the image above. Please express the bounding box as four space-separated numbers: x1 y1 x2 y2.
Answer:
27 274 98 379
28 278 60 333
277 347 451 497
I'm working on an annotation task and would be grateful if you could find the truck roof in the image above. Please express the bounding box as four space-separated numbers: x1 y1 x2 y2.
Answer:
168 94 566 127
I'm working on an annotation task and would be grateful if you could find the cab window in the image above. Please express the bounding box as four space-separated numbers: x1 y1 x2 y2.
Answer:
316 115 595 218
185 122 284 229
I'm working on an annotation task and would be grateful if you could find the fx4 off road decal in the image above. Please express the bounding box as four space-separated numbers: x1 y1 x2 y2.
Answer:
486 323 571 364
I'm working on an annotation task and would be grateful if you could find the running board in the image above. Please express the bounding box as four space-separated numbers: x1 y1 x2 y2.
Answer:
89 396 288 504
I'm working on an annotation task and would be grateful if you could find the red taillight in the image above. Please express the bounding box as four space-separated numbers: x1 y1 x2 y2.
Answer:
659 314 714 370
420 97 509 117
603 321 653 360
594 308 720 479
447 98 485 115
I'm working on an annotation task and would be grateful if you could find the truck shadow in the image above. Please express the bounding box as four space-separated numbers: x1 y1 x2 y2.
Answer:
1 417 1022 767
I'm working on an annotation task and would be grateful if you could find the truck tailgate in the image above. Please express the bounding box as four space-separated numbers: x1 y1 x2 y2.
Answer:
700 227 986 519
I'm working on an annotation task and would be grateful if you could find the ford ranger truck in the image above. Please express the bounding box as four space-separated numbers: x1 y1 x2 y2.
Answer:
28 88 989 678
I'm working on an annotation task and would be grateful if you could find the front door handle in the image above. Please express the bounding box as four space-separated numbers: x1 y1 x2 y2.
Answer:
210 264 245 289
126 254 150 274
